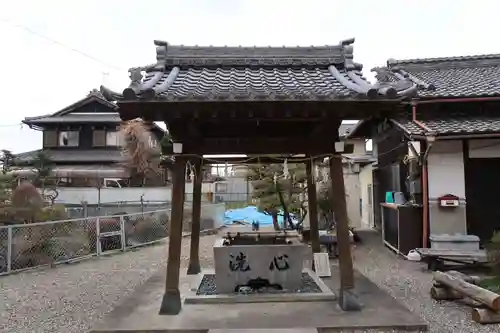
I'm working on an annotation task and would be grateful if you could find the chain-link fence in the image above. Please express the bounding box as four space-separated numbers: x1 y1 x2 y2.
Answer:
0 203 225 275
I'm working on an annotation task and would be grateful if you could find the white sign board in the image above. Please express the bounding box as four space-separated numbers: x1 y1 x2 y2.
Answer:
313 253 331 277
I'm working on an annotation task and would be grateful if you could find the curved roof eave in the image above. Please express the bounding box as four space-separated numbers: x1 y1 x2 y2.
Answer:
100 39 414 104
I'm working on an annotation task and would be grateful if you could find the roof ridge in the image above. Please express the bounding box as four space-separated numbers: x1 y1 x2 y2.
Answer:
153 39 352 51
387 53 500 68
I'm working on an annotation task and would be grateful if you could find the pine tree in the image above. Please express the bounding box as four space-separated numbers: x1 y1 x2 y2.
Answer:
247 162 308 230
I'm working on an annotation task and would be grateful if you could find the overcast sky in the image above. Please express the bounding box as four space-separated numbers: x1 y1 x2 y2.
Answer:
1 0 500 153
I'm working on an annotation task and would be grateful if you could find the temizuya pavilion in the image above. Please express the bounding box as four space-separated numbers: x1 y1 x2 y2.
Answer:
100 38 415 314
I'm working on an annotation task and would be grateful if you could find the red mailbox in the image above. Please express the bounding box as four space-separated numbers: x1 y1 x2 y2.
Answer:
438 194 459 208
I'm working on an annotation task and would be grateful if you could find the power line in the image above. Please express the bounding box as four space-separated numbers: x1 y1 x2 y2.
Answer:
0 123 23 128
0 18 124 72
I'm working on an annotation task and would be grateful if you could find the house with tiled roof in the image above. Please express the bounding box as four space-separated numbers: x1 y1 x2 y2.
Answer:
349 53 500 248
12 89 165 185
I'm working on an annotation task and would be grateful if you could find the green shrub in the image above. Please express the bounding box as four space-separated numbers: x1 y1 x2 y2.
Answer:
486 231 500 274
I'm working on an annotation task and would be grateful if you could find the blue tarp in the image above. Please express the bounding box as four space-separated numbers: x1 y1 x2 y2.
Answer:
224 205 298 226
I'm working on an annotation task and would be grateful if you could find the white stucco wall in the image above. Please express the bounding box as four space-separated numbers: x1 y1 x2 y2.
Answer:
469 139 500 158
427 140 466 200
359 163 374 229
343 165 361 228
427 139 500 236
427 140 467 235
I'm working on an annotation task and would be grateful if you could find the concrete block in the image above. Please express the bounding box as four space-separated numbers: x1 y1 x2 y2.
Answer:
213 238 307 293
184 269 336 305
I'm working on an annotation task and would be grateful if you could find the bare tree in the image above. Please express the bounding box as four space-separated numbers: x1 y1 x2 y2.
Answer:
119 119 162 185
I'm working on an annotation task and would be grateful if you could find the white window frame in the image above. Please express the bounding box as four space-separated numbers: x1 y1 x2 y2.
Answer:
58 131 79 147
105 130 121 147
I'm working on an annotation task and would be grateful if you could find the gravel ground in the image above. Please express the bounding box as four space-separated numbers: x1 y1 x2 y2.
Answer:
353 229 500 333
2 228 498 333
0 233 219 333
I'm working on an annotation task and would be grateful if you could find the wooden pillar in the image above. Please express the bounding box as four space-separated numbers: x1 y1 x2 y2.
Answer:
187 158 203 275
159 156 186 315
329 154 360 311
305 158 320 253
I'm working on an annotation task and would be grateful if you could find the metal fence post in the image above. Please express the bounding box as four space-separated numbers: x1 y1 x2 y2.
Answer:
6 226 12 273
120 216 126 252
96 217 101 255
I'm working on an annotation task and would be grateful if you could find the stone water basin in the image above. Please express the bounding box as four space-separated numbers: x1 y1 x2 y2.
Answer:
213 232 307 293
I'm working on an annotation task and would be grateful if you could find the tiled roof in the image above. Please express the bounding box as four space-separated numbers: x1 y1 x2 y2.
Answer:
13 149 125 165
373 54 500 98
392 117 500 135
23 90 118 126
100 39 414 103
24 114 122 124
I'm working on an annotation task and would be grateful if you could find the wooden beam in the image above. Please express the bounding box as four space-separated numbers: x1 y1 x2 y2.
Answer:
199 121 319 138
117 100 403 122
187 158 203 275
305 158 320 254
192 138 338 155
159 156 186 315
329 154 359 311
202 155 327 164
433 271 500 310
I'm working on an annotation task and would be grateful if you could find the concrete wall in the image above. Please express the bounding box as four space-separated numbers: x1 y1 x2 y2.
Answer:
53 183 215 205
359 163 374 229
343 165 361 228
427 140 467 235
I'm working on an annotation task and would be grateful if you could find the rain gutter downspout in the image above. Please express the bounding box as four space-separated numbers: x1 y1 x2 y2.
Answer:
406 96 500 247
411 101 435 248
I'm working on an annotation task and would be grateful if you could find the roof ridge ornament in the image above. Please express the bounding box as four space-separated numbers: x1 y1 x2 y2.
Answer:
129 68 144 83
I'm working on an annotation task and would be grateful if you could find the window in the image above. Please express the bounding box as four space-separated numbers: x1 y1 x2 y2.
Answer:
58 131 79 147
106 131 121 146
148 135 157 148
104 179 122 188
215 182 228 193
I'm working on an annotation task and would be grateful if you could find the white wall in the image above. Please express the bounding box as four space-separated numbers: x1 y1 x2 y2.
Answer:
427 140 466 200
359 163 373 229
53 183 215 205
427 139 500 236
343 165 361 228
344 139 366 157
427 140 467 235
469 139 500 158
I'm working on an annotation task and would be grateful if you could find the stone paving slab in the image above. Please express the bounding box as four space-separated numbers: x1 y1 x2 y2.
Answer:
209 328 318 333
91 263 427 332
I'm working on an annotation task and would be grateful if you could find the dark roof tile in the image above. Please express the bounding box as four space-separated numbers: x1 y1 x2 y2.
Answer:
374 54 500 98
23 90 118 126
25 114 123 124
394 117 500 135
101 39 413 103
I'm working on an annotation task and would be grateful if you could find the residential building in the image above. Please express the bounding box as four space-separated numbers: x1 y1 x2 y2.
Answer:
12 89 165 184
349 53 500 246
